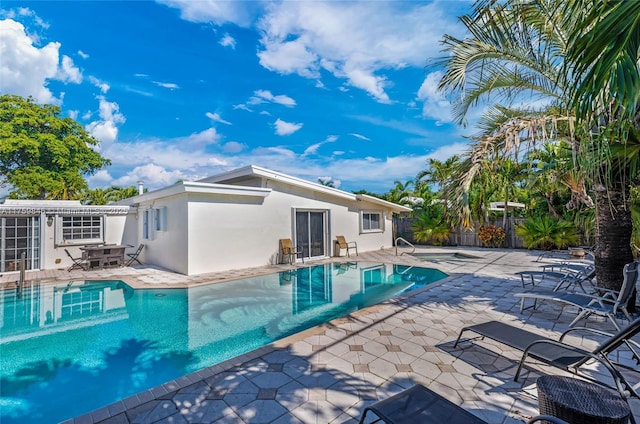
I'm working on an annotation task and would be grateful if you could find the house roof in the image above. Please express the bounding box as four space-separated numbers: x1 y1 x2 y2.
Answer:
0 199 130 215
201 165 412 212
116 180 272 205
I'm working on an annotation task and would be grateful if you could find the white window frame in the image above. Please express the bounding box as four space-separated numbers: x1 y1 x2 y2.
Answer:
142 210 150 240
360 210 384 233
56 215 104 245
153 206 167 232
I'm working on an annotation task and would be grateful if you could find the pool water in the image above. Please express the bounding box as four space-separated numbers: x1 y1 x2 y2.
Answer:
0 262 446 423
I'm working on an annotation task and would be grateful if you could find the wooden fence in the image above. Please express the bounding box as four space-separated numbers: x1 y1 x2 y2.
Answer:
393 216 526 248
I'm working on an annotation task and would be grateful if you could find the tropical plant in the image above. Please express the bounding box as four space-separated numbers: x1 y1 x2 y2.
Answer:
436 0 639 294
411 211 452 245
477 225 506 248
0 94 110 199
516 215 579 250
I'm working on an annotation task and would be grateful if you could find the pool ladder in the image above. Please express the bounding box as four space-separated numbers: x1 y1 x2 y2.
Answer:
16 252 26 298
395 237 416 256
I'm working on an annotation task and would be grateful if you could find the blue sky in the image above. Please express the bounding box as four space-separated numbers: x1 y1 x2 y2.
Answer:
0 1 473 194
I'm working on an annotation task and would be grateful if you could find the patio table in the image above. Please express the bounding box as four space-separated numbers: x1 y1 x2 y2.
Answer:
80 244 130 269
537 375 631 424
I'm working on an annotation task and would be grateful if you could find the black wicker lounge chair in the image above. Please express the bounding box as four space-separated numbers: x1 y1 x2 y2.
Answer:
358 384 569 423
453 318 640 403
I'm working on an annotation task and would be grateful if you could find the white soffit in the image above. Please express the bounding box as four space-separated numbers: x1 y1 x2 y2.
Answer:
126 181 271 204
356 194 412 212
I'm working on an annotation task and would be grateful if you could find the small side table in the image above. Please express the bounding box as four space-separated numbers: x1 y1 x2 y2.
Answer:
537 376 631 424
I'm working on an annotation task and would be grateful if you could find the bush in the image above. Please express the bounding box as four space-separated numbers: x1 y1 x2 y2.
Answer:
478 225 506 247
515 215 579 250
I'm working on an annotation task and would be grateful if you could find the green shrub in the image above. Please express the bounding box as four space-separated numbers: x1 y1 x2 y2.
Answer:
516 215 579 250
411 213 452 245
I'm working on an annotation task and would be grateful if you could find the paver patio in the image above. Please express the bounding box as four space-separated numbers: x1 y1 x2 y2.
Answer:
2 247 638 423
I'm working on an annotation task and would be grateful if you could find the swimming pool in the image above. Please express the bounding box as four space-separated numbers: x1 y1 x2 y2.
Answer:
0 262 446 423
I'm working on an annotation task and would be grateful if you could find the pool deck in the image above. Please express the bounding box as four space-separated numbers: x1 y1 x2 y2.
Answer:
3 246 639 423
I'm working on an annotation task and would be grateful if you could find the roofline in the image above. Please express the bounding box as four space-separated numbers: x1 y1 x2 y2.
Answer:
356 194 412 212
118 180 272 204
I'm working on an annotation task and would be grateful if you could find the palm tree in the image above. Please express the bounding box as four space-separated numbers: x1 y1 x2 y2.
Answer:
437 0 636 292
564 0 640 295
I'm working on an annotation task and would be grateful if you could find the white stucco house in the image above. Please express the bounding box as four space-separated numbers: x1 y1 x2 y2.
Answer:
0 165 411 276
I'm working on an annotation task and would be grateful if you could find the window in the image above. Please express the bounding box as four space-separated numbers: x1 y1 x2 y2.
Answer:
360 211 383 233
60 216 103 244
143 210 150 239
154 206 167 231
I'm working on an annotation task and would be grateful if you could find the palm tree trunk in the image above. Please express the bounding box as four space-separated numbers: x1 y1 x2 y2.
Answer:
593 176 636 312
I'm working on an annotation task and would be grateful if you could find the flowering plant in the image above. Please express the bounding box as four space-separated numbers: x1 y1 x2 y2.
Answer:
478 225 506 247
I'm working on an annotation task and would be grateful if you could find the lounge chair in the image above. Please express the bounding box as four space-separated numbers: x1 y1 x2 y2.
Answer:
125 243 144 266
279 238 303 264
453 318 640 401
358 383 569 424
514 261 638 330
335 235 358 257
65 249 87 271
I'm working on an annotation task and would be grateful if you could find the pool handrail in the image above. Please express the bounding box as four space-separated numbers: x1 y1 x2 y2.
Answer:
395 237 416 256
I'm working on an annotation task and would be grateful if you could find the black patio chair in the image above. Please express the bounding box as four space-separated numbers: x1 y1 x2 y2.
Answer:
65 249 87 271
125 244 144 266
358 384 569 424
453 318 640 404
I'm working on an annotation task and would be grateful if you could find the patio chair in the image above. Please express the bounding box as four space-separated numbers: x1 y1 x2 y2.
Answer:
453 318 640 402
125 243 144 266
514 261 638 330
65 249 87 271
515 266 595 293
335 235 358 257
358 383 570 424
279 239 303 264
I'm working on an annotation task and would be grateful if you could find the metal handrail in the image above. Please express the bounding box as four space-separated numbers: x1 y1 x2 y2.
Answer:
395 237 416 256
17 251 26 298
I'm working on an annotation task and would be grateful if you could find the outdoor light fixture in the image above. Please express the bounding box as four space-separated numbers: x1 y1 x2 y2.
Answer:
47 216 54 227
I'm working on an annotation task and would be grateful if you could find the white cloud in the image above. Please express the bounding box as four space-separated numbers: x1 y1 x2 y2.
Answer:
85 96 126 144
219 33 236 48
0 19 82 104
248 89 296 107
222 141 246 153
206 112 232 125
233 103 252 112
417 70 453 123
274 118 303 136
88 76 110 94
349 133 370 141
113 163 188 188
157 0 258 27
68 110 79 120
303 135 337 156
153 81 179 89
255 2 461 103
78 50 89 59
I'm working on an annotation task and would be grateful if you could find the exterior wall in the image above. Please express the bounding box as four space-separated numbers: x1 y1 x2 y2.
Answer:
136 194 189 275
180 180 396 275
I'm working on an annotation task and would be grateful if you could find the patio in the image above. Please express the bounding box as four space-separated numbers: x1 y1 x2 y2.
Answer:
2 247 638 423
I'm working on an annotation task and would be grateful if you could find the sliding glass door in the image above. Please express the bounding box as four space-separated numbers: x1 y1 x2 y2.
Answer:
295 210 327 260
1 216 41 272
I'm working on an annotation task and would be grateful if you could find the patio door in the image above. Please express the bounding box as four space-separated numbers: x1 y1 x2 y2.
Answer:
1 216 41 272
295 210 327 260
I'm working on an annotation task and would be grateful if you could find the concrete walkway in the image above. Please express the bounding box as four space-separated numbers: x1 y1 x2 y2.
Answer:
4 247 638 423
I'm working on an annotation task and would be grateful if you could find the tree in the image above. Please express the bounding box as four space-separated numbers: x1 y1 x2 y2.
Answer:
0 95 110 199
436 0 636 294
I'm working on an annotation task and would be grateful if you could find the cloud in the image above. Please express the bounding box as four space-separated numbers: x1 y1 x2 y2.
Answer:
349 133 370 141
157 0 259 27
219 33 236 48
222 141 246 153
303 135 337 156
274 118 303 136
88 76 110 93
0 19 82 104
153 81 179 89
248 89 296 107
78 50 89 59
206 112 232 125
113 163 188 188
417 70 453 124
255 2 462 103
85 96 126 144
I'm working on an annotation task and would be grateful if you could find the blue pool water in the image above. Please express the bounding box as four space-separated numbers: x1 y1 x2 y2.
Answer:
0 262 446 423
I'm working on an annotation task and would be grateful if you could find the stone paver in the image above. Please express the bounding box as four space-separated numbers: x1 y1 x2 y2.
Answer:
14 246 639 423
